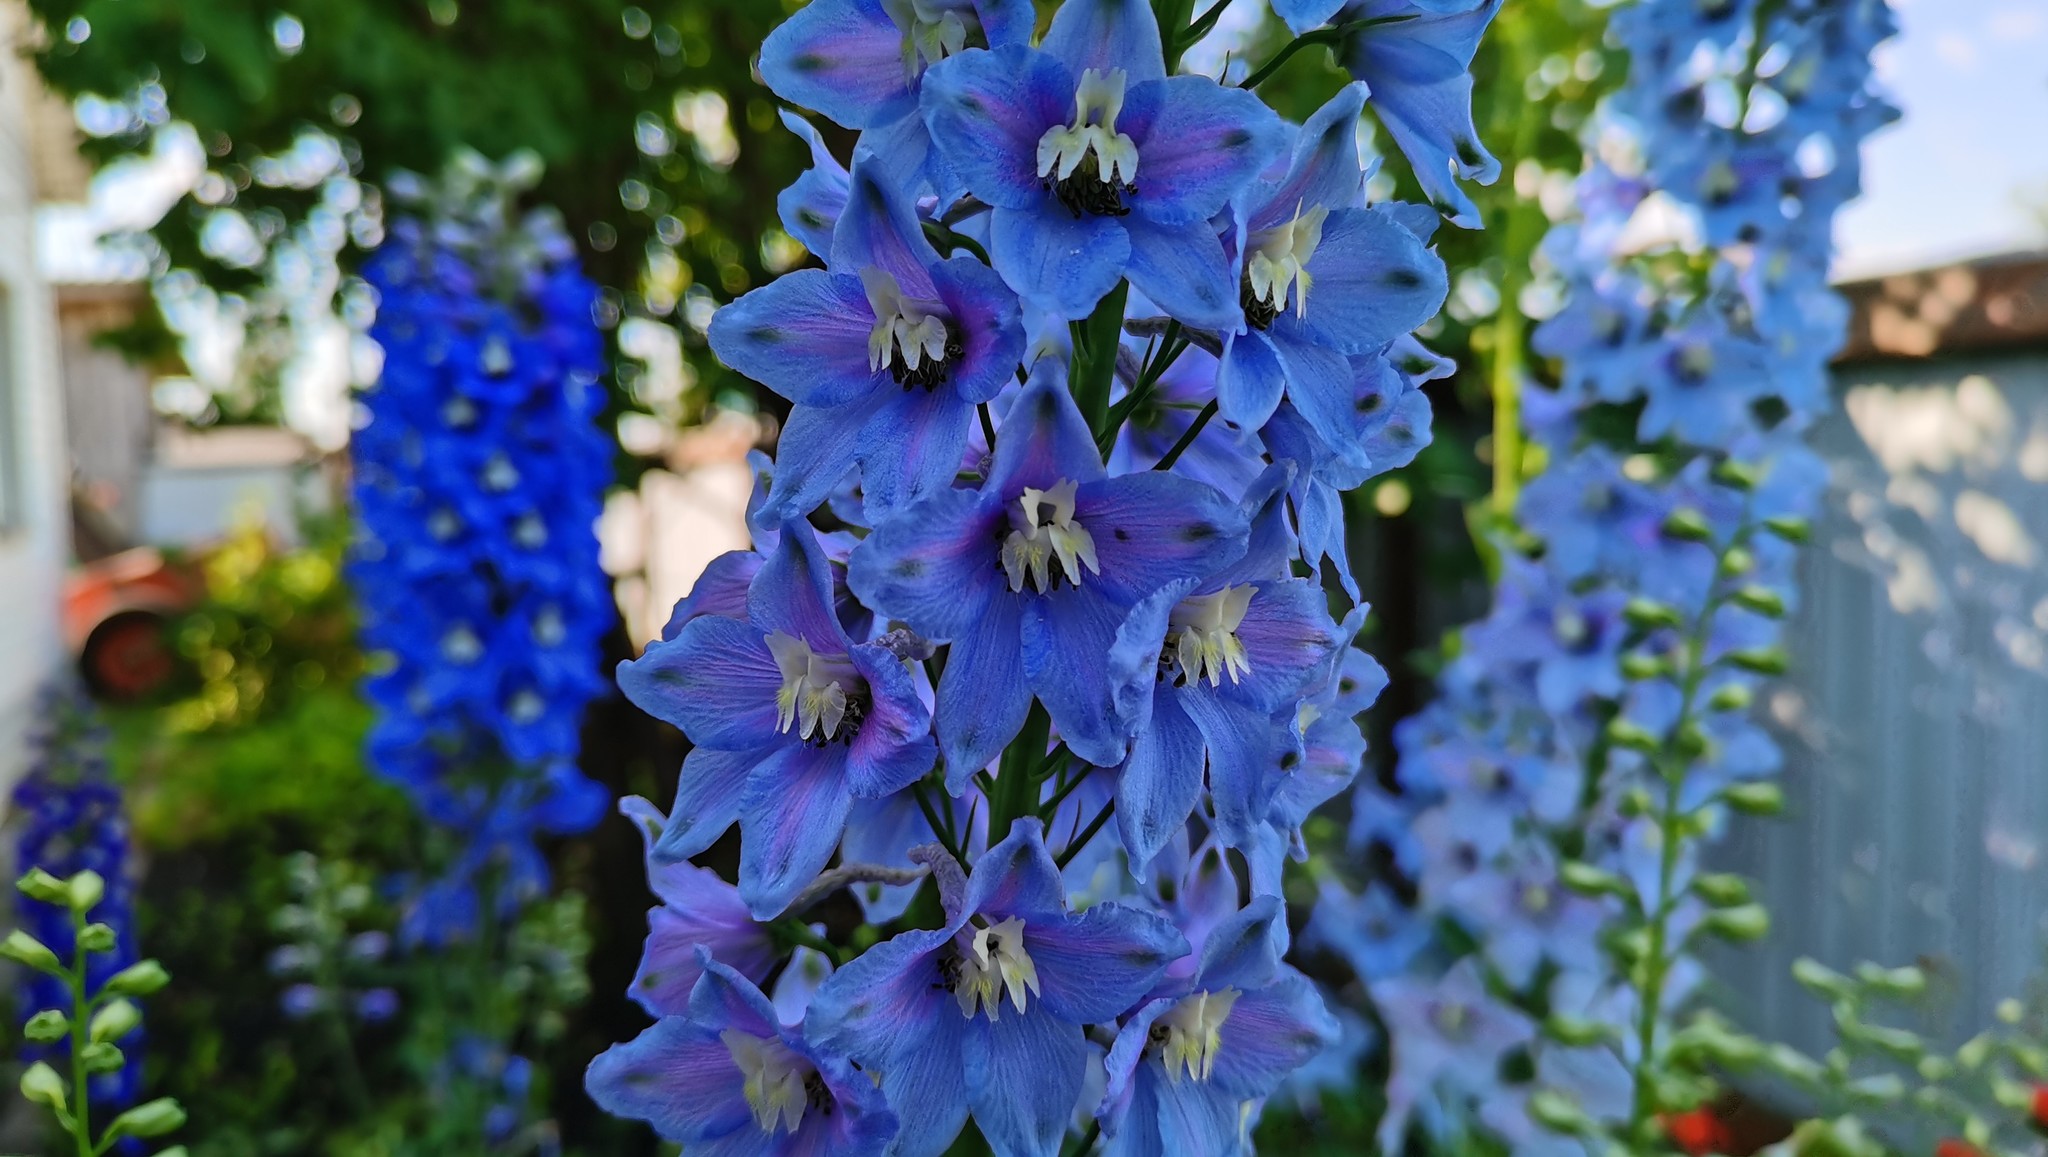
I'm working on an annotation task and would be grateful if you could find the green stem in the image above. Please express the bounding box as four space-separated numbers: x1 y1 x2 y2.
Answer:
1152 400 1218 472
1097 324 1187 459
990 706 1052 839
913 781 969 867
979 402 999 455
66 908 93 1157
1066 1117 1103 1155
1072 282 1130 438
1054 801 1117 870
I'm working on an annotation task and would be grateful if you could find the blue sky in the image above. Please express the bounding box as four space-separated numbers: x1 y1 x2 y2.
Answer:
1835 0 2048 277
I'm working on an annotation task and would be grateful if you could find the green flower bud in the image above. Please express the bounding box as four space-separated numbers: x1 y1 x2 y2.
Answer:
104 959 171 997
19 1061 66 1109
1703 903 1770 942
1718 547 1755 577
1544 1016 1611 1047
1728 647 1789 675
91 999 143 1043
1624 598 1685 630
1621 652 1669 680
1707 683 1754 712
23 1010 69 1043
1526 1089 1593 1135
1723 781 1785 815
78 923 116 953
1692 873 1752 907
1712 460 1760 491
1 930 64 975
82 1041 126 1074
15 868 69 905
1732 586 1787 617
1851 962 1926 997
105 1097 187 1140
1764 515 1811 543
1605 719 1660 752
1662 508 1714 542
1560 861 1630 898
1956 1032 1993 1071
67 870 105 914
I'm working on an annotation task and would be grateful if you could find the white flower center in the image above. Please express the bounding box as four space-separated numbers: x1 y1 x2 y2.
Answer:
1000 479 1100 594
1245 203 1328 321
860 267 953 384
954 916 1041 1020
1169 586 1254 687
1157 988 1239 1084
1036 69 1139 188
766 632 861 742
885 0 976 77
481 335 513 377
720 1029 812 1135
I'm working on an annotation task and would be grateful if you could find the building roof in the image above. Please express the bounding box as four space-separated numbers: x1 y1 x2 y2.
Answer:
1836 250 2048 363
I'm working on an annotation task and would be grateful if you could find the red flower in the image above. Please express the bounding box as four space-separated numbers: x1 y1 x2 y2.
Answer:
2033 1083 2048 1131
1936 1139 1984 1157
1663 1108 1735 1156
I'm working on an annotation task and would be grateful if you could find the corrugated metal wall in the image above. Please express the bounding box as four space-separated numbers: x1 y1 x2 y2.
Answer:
1709 351 2048 1056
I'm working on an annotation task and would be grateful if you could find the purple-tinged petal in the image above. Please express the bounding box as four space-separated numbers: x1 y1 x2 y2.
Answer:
777 109 850 255
760 390 883 523
966 817 1067 919
849 487 1006 641
749 520 854 653
661 549 761 640
859 103 951 205
1180 690 1277 849
584 1018 752 1144
935 593 1032 788
806 928 972 1157
1192 896 1284 993
737 743 856 919
1040 0 1165 85
1295 207 1448 353
844 641 938 798
688 952 784 1041
1222 578 1343 713
1122 215 1241 332
855 385 979 518
620 618 781 749
708 269 882 408
1217 328 1288 429
1340 0 1503 227
1078 473 1248 608
990 206 1131 322
1129 76 1286 226
1106 578 1189 730
1209 971 1338 1100
760 0 918 131
988 365 1110 493
921 47 1075 211
1271 0 1350 35
654 745 759 862
966 1007 1091 1157
1251 83 1373 230
831 156 944 291
1023 585 1130 767
1028 902 1188 1025
932 255 1028 403
633 900 771 1019
1112 688 1206 873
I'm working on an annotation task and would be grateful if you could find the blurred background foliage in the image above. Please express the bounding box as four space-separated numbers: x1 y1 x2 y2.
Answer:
21 0 1631 1151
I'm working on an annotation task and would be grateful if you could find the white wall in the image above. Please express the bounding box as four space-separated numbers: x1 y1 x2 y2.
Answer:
0 3 73 786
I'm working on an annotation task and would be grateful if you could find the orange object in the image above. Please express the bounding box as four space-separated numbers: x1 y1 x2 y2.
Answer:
1935 1139 1984 1157
2032 1083 2048 1131
61 548 204 701
1663 1108 1735 1156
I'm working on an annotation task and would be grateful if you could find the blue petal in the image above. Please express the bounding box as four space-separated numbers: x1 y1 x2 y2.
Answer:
776 110 850 256
1040 0 1166 86
1210 464 1299 584
845 641 938 798
1193 895 1285 992
708 269 882 407
760 389 884 522
584 1018 753 1144
931 255 1029 404
1210 971 1338 1099
967 1007 1091 1157
1078 472 1249 609
1129 76 1286 226
1359 379 1434 470
1123 215 1240 332
936 592 1032 787
1270 0 1351 37
688 952 784 1040
653 747 756 861
859 105 950 204
991 206 1130 322
1250 82 1371 225
855 385 978 518
1179 690 1276 849
1024 585 1131 767
848 487 1006 641
620 617 780 749
737 743 856 919
988 363 1110 493
1341 0 1503 227
1296 207 1449 353
921 46 1075 211
759 0 918 131
748 520 853 653
1112 688 1206 872
1218 578 1342 713
1029 902 1189 1024
832 156 944 289
1217 328 1288 429
965 817 1067 919
841 794 940 923
659 549 760 639
807 928 973 1157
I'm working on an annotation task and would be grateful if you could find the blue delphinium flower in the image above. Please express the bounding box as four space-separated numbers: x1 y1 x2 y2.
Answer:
618 797 780 1017
921 0 1286 324
619 521 937 918
849 364 1248 777
587 950 897 1156
1099 897 1338 1156
711 157 1025 521
807 821 1186 1157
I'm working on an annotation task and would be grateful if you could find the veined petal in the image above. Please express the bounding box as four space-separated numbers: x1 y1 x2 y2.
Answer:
965 817 1067 919
1128 76 1286 226
1029 902 1188 1025
1023 585 1130 767
654 745 759 862
845 640 938 798
806 928 973 1157
855 383 979 519
1192 896 1285 993
988 363 1110 494
621 617 782 748
849 487 1006 641
990 206 1130 322
659 549 760 640
632 900 772 1019
1123 215 1241 332
1270 0 1351 36
584 1018 753 1144
1217 328 1288 430
1179 691 1277 850
921 46 1076 210
1264 328 1363 465
1220 578 1342 713
748 520 854 654
1342 0 1503 227
936 593 1032 787
759 0 918 131
930 255 1028 405
708 269 883 407
737 743 857 919
688 953 784 1042
966 1007 1091 1157
1208 971 1338 1099
1295 207 1449 353
1112 690 1206 873
831 157 944 292
1252 82 1371 228
1078 473 1249 609
760 390 883 523
1039 0 1166 86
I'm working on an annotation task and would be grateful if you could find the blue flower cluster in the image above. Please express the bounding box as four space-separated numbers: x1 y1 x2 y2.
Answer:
9 682 143 1107
1311 0 1897 1149
583 2 1500 1154
352 160 614 946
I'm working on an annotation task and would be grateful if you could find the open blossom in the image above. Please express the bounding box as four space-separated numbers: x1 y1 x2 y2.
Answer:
617 796 778 1018
807 822 1186 1157
848 364 1247 776
618 522 936 919
921 0 1285 325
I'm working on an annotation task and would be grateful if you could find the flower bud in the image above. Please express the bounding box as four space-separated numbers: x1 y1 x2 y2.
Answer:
67 870 105 914
104 959 171 996
19 1061 65 1108
1707 682 1754 712
1 930 63 975
1722 781 1784 815
1662 508 1714 543
1692 873 1751 907
1732 585 1786 617
91 999 143 1043
1702 903 1769 942
23 1010 69 1042
106 1097 186 1139
1764 514 1811 542
79 923 117 953
81 1041 126 1073
15 868 69 905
